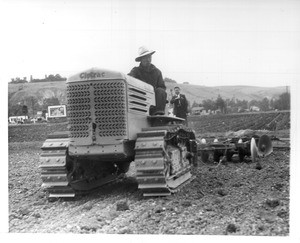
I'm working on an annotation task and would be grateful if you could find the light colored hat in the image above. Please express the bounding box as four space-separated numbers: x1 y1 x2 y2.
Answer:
135 46 155 62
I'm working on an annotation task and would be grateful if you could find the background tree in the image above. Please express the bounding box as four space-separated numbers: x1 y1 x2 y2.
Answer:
274 92 290 110
42 97 60 110
202 99 215 111
269 98 275 110
10 77 28 84
8 104 23 116
22 105 28 116
259 97 270 111
236 99 248 110
249 99 259 107
215 95 226 113
191 101 200 108
225 98 238 113
25 96 39 117
47 74 55 81
30 74 67 82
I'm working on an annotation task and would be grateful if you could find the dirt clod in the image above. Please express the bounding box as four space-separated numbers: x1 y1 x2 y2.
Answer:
181 200 192 207
273 183 284 191
255 163 262 170
217 189 227 196
33 213 41 218
277 210 288 218
155 207 163 213
119 227 132 234
258 225 265 231
19 208 30 216
226 223 237 233
116 201 129 211
266 199 280 208
80 225 97 232
82 204 93 211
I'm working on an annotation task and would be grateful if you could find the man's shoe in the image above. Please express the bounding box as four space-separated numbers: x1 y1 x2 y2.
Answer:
153 110 165 116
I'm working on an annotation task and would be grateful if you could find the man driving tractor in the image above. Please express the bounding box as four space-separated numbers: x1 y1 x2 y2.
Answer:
128 46 167 115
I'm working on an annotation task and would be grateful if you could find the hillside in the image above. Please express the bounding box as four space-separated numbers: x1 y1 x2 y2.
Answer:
8 80 286 107
8 82 67 106
165 83 286 104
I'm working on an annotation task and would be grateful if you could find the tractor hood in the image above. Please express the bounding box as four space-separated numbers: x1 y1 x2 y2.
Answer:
67 68 127 83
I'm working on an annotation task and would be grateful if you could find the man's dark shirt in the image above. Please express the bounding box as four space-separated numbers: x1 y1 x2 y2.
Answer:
128 64 166 90
170 94 188 119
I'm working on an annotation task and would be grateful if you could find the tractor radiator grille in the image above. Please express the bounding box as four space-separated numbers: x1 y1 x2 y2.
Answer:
67 83 91 138
67 80 127 140
93 81 127 137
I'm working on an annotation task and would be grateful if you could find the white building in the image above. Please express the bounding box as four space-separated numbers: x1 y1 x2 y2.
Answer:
191 107 205 115
9 116 28 124
250 106 260 112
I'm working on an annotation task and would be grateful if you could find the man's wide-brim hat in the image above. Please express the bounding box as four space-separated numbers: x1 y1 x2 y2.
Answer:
135 46 155 62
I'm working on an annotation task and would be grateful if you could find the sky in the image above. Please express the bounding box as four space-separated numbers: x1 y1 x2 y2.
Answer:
1 0 300 87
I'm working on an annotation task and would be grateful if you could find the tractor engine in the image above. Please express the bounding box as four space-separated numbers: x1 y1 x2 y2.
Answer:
66 68 155 161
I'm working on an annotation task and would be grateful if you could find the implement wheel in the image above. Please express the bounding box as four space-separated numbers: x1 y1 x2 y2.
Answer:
213 150 222 162
226 150 233 162
238 148 245 162
200 150 209 163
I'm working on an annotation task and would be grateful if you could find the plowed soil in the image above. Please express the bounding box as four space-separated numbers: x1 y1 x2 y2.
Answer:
8 119 290 235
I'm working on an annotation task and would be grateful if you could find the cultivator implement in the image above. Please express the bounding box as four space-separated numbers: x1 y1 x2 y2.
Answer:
198 134 275 164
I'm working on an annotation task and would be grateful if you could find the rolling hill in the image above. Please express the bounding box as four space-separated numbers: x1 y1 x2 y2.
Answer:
8 80 287 108
164 83 286 104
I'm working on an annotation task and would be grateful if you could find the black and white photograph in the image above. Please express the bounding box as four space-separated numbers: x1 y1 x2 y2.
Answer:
2 0 300 241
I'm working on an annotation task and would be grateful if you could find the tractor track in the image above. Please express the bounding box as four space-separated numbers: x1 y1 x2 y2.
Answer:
134 126 196 196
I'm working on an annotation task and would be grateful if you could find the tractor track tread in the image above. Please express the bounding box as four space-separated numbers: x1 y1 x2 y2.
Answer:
134 125 196 197
39 132 76 198
40 132 128 198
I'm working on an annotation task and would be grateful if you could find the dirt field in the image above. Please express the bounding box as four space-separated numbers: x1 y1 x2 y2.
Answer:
8 114 290 235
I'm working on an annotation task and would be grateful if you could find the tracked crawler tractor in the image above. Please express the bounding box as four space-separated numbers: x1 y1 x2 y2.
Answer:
40 68 198 198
